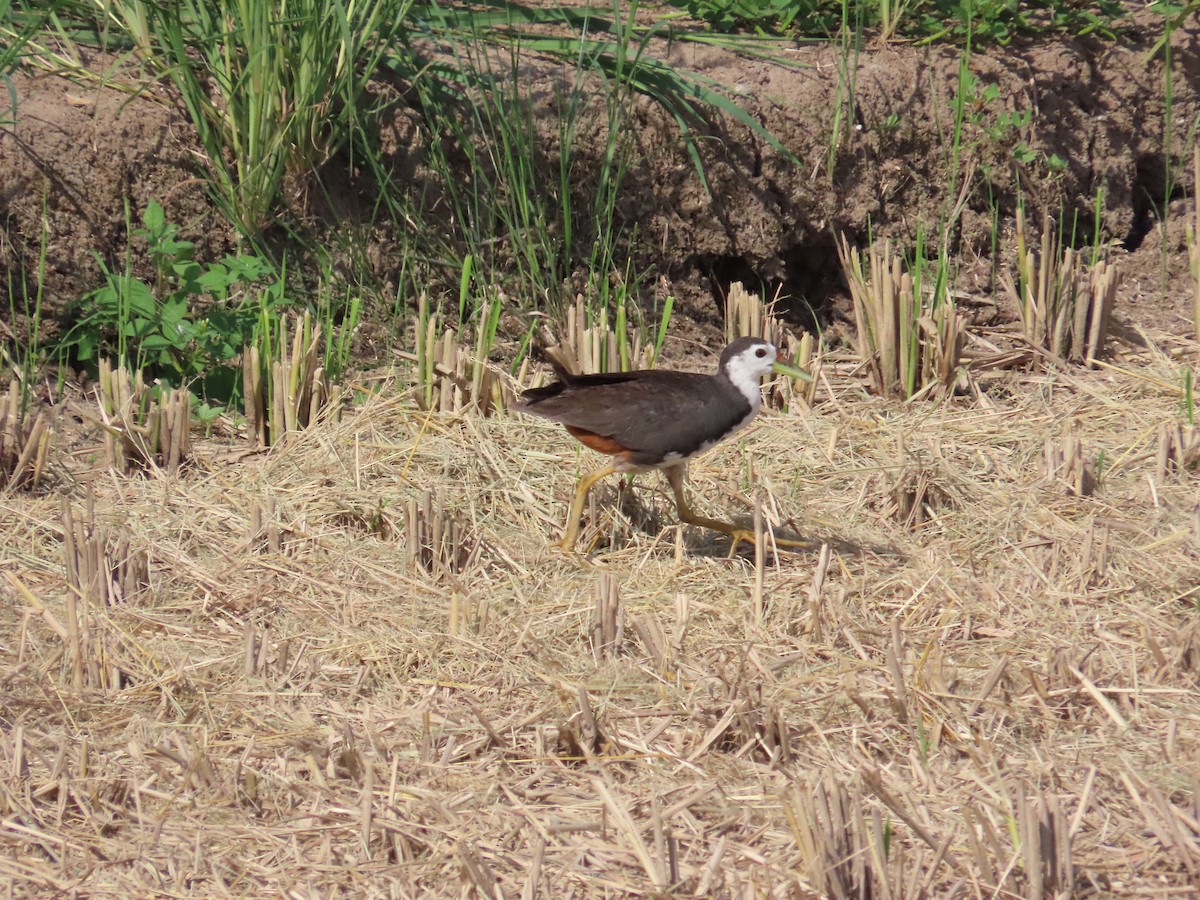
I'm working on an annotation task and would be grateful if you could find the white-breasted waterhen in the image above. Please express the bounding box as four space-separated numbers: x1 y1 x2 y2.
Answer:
515 336 804 551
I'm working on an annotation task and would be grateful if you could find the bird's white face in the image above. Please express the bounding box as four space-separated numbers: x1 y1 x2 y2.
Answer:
723 340 778 405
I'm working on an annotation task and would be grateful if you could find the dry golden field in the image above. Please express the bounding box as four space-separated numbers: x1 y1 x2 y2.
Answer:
3 329 1200 897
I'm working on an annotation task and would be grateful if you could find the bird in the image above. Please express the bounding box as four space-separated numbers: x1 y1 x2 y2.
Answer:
514 336 805 552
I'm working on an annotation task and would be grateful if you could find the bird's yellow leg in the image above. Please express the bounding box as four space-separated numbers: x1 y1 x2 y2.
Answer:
558 464 618 551
664 464 750 546
664 464 809 552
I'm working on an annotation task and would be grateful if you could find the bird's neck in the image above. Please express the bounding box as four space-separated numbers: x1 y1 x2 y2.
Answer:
722 366 765 409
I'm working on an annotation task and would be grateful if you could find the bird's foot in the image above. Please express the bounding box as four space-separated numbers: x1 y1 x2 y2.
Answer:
720 527 813 555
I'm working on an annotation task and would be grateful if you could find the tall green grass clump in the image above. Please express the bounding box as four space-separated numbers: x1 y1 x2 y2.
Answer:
408 38 582 316
3 199 50 410
371 2 651 348
369 0 797 334
90 0 411 235
1 0 31 125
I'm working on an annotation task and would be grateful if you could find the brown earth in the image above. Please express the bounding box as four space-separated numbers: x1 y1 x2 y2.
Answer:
1 8 1198 359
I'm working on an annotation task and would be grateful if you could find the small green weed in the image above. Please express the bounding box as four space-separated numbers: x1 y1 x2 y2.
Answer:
946 63 1075 193
1011 142 1037 166
952 68 1033 177
983 101 1030 144
668 0 1125 43
666 0 811 35
1010 142 1068 175
57 201 288 403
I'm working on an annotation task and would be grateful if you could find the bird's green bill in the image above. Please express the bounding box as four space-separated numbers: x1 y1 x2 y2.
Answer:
772 359 814 382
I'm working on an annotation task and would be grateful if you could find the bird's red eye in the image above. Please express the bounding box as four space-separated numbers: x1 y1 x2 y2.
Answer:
755 348 767 357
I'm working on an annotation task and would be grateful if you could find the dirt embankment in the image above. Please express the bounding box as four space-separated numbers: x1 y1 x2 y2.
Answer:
1 11 1197 347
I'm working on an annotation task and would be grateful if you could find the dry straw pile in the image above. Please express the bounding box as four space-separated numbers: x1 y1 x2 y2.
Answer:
2 329 1200 896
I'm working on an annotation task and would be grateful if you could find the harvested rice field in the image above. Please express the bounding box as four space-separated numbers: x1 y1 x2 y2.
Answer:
3 330 1199 895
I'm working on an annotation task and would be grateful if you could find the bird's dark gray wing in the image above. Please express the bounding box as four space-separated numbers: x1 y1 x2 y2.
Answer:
517 371 753 461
